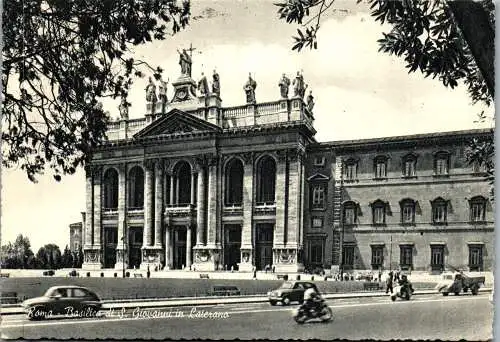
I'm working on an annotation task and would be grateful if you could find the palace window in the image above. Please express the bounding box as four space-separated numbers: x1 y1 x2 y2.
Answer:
103 168 119 210
430 245 445 271
313 156 326 167
344 159 358 181
311 184 326 210
374 156 388 179
225 158 244 206
431 197 448 224
311 217 324 229
468 245 484 271
371 245 384 269
343 201 357 225
308 240 324 265
128 166 144 209
342 245 355 270
469 196 487 223
434 151 450 176
371 200 387 225
402 153 417 178
400 198 416 225
400 245 413 269
256 156 276 204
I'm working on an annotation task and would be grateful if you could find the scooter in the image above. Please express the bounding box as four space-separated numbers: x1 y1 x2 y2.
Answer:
293 298 333 324
390 284 413 301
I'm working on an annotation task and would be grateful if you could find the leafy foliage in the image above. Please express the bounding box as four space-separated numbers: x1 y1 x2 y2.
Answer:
3 0 191 182
0 234 35 269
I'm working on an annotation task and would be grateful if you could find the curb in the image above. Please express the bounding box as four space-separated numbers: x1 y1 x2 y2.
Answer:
1 288 491 316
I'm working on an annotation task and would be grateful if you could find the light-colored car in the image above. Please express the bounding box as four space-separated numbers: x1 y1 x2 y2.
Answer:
21 286 102 320
435 272 484 296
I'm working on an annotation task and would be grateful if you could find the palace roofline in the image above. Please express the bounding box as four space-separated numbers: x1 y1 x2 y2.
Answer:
311 127 494 151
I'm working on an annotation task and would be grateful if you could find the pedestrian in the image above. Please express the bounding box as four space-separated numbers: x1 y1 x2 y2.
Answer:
378 268 382 282
386 271 393 294
146 265 151 279
253 266 257 279
272 265 276 273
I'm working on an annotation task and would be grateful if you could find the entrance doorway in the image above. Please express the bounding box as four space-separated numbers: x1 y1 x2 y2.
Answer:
223 225 241 270
255 223 274 270
103 227 117 268
128 227 143 269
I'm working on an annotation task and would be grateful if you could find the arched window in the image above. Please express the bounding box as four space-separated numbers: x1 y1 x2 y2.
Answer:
371 199 387 225
343 201 358 225
225 159 244 206
469 196 487 223
103 168 119 209
399 198 416 225
174 161 192 205
431 197 448 224
128 166 144 209
256 156 276 204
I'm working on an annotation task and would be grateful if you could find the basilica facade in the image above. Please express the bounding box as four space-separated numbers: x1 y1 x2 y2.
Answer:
76 59 494 273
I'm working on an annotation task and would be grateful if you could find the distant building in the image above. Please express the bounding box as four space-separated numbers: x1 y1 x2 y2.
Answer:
73 57 494 272
69 213 84 253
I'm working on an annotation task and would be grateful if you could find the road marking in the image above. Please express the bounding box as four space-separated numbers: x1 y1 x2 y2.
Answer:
1 295 486 329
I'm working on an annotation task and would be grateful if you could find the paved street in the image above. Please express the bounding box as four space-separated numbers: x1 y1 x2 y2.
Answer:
1 294 492 340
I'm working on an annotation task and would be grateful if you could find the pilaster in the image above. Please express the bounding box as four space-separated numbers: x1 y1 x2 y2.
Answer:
206 156 218 246
239 152 254 272
195 161 206 246
141 159 157 270
115 164 128 270
154 160 164 248
274 150 287 249
83 165 102 269
84 166 93 248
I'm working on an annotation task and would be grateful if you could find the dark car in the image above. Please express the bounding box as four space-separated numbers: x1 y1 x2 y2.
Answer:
21 286 102 320
267 281 319 306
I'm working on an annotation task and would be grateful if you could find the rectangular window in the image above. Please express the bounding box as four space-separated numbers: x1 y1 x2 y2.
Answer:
345 164 357 180
404 160 416 177
313 157 326 166
468 245 483 271
400 245 413 269
375 162 387 179
312 217 323 228
371 246 384 269
373 206 385 225
74 242 79 251
309 240 324 264
311 185 325 209
344 207 356 225
342 245 355 270
435 158 448 175
430 245 445 271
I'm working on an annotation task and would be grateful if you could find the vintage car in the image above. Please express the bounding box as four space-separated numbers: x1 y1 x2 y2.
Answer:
435 272 484 296
267 281 319 306
21 286 102 320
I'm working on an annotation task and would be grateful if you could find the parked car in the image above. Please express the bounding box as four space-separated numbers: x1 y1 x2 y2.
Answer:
435 272 484 296
21 286 102 320
267 281 319 306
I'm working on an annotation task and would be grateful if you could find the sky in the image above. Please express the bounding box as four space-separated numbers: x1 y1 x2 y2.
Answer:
1 0 493 252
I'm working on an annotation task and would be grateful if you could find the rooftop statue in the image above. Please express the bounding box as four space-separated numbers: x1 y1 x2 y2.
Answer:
212 70 220 96
177 48 192 77
293 71 307 99
244 73 257 104
306 90 315 112
118 97 129 120
279 73 291 98
158 78 169 103
197 72 209 96
145 77 157 103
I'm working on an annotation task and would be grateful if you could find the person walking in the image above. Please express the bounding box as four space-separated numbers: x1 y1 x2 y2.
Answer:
385 271 394 294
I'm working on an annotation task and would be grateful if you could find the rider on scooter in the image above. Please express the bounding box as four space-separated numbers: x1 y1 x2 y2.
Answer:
303 284 322 313
398 274 414 294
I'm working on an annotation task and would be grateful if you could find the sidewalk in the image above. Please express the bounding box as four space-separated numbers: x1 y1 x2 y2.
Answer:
1 287 491 316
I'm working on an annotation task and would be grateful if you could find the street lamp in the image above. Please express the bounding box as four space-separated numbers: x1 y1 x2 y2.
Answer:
389 235 393 271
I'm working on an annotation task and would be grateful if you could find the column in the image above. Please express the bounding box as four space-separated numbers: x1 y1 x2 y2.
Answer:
206 159 218 245
170 174 175 205
143 161 154 247
164 225 171 269
274 151 287 248
190 172 196 206
93 166 102 248
186 225 192 268
117 165 126 245
84 166 93 247
241 154 253 248
196 167 206 246
154 161 163 248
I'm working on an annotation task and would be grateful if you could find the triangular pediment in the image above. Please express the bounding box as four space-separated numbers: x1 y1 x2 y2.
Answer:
307 172 330 181
134 109 221 138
